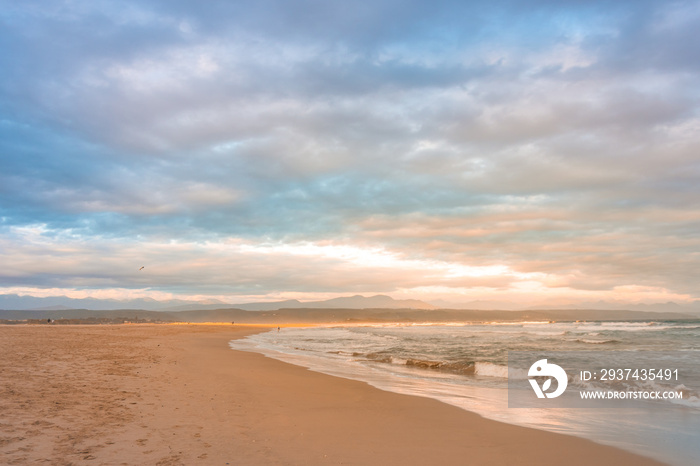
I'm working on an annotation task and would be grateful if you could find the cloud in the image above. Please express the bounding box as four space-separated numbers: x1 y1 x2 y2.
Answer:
1 0 699 304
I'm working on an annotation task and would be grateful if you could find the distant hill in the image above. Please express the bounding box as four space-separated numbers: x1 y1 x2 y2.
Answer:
0 294 228 311
429 299 700 315
288 295 437 310
25 305 74 311
2 293 698 316
0 307 695 324
0 294 436 312
524 300 700 315
429 299 524 310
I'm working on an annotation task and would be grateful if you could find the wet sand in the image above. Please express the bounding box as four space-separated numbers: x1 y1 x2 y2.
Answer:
0 324 666 465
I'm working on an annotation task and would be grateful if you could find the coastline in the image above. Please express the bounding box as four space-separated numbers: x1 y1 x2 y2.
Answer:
0 324 667 465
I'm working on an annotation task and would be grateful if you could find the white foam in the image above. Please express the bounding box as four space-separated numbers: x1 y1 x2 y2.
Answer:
474 362 510 378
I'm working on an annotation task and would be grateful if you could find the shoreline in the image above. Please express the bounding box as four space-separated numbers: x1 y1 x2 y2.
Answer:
0 324 667 465
235 322 699 466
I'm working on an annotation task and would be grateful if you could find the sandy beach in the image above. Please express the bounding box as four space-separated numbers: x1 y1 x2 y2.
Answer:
0 324 666 465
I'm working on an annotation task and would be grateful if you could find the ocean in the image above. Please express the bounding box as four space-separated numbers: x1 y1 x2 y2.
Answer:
230 320 700 466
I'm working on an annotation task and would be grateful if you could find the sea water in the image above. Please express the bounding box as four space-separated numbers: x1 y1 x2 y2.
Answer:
230 321 700 465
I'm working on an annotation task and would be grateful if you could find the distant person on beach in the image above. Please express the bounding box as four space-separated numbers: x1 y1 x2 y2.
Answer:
277 326 280 332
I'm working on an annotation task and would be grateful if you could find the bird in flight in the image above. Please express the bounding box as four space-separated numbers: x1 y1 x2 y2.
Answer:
139 266 145 271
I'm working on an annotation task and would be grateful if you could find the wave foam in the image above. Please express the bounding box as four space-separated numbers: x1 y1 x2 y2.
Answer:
474 362 509 378
573 338 621 345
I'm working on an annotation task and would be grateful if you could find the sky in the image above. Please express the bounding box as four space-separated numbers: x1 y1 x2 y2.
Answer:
1 0 699 306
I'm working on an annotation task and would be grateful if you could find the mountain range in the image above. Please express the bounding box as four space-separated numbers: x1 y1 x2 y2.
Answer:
431 299 700 314
0 307 696 324
1 293 698 315
0 294 437 312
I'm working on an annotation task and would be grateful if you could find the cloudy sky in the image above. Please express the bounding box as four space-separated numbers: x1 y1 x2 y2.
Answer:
1 0 699 305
